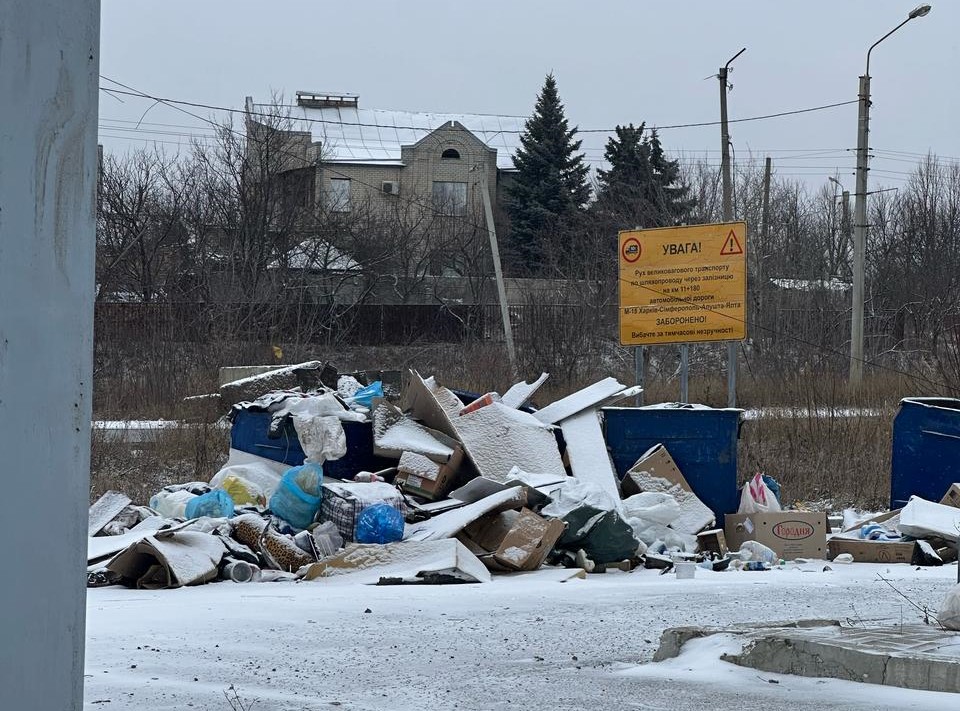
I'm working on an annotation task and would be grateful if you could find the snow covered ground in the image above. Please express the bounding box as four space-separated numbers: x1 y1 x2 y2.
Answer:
85 562 960 710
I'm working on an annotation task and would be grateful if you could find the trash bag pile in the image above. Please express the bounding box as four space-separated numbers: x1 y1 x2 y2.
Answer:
87 362 957 590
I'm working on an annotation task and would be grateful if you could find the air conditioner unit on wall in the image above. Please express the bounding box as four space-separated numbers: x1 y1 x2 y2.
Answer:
381 181 398 195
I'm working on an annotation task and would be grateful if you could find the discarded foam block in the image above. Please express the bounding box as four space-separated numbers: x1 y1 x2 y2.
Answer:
899 496 960 542
404 371 565 482
560 409 622 508
88 490 132 537
501 373 549 409
531 377 628 425
300 539 491 584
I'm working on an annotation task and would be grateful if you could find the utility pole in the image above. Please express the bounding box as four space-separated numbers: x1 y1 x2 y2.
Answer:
720 47 745 408
1 1 99 709
851 4 931 388
850 72 870 388
478 162 517 376
758 157 772 348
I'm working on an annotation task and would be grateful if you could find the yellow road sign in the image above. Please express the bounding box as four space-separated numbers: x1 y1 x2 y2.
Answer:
618 222 747 346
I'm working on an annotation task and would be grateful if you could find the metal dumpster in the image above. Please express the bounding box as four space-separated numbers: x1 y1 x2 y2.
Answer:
602 405 744 525
890 397 960 509
230 410 393 478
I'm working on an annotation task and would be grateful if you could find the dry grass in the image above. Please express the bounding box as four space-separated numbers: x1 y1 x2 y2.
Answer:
739 408 895 510
90 422 229 504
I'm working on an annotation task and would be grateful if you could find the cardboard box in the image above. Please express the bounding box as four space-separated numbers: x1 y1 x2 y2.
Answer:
620 444 715 534
620 444 686 497
940 483 960 508
827 537 917 564
459 507 566 572
725 512 828 560
394 444 464 500
696 529 728 557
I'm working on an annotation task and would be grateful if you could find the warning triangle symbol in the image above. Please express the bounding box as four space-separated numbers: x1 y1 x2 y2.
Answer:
720 230 743 256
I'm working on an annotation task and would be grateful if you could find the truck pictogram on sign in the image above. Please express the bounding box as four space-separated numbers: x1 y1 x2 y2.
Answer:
621 237 641 263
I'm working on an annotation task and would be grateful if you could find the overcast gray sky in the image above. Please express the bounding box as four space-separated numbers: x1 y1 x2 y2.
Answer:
99 1 959 189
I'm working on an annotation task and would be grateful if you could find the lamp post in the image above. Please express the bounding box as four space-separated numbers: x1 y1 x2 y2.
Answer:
719 46 746 408
850 4 931 387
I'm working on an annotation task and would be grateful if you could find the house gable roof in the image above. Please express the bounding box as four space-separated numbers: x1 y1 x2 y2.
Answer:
251 101 527 170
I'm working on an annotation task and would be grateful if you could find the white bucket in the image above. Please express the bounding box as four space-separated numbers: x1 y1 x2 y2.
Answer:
675 561 696 580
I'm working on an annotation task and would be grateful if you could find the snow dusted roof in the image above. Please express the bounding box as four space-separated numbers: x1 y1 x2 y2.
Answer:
269 239 361 272
252 101 528 170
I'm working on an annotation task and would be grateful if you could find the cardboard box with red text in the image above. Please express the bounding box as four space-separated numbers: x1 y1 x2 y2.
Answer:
725 512 828 560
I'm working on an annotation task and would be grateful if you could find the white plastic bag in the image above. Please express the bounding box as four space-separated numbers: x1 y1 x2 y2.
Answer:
148 489 197 519
292 413 346 464
738 540 779 564
622 492 681 526
737 473 782 514
210 449 287 500
941 585 960 631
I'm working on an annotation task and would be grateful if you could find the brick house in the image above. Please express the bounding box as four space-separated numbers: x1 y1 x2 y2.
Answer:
244 92 528 253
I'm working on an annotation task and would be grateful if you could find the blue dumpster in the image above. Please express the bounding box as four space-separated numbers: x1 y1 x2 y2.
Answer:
890 397 960 509
602 405 743 525
230 410 393 479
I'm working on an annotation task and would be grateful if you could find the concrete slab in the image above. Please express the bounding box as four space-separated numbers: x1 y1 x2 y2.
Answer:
656 621 960 694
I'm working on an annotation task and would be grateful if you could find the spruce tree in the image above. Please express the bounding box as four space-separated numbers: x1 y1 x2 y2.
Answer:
595 124 692 228
507 74 590 272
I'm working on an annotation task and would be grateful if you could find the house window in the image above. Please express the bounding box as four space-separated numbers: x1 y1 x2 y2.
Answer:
327 178 351 212
441 148 461 160
432 181 467 215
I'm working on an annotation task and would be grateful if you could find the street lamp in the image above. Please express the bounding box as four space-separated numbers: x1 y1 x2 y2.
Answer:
849 4 931 388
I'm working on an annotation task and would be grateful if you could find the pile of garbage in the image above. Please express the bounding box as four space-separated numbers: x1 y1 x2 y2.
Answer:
86 362 958 589
831 485 960 567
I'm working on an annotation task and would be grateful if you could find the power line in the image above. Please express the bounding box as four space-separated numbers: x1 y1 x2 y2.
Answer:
97 76 951 388
99 81 857 135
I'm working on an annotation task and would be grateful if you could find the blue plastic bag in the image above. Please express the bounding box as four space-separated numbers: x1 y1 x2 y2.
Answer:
347 381 383 408
355 503 405 544
184 489 235 519
761 475 782 506
269 463 323 530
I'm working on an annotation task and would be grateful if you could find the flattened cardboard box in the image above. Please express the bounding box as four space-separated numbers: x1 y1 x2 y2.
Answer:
827 537 916 564
459 507 566 572
725 512 827 560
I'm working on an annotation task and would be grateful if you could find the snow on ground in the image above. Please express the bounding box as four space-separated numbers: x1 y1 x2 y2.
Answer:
85 562 959 710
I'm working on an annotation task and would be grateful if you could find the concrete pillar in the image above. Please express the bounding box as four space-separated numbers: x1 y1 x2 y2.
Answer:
0 2 100 709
